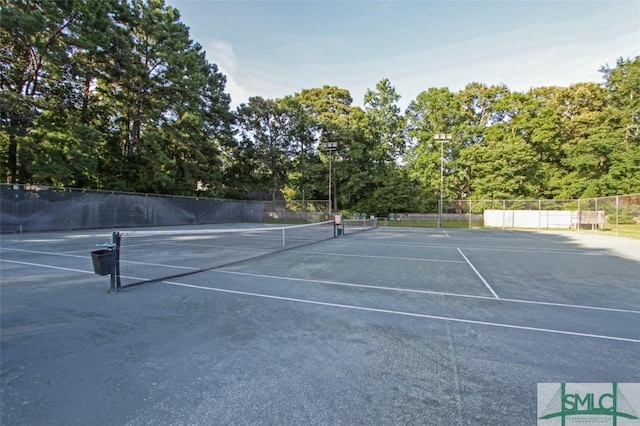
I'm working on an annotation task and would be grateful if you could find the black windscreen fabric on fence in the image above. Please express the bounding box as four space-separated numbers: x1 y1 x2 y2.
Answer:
0 185 265 232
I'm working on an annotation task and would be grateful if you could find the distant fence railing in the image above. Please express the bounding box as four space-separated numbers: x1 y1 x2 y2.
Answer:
263 200 330 223
4 185 638 238
383 194 640 238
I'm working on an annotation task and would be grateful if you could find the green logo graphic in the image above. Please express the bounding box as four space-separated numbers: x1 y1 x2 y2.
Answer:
538 383 639 425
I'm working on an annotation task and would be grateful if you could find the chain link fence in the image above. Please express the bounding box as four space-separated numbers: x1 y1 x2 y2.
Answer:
3 184 638 238
382 194 640 238
263 200 331 223
0 184 266 233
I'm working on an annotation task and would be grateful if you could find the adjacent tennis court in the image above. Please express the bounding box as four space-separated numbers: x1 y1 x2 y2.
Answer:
1 225 638 425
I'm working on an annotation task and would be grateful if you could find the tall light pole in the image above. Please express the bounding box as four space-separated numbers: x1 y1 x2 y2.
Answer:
434 133 452 228
324 141 338 215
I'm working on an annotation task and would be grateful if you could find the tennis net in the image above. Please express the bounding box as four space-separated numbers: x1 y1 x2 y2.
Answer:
113 220 336 289
341 217 378 233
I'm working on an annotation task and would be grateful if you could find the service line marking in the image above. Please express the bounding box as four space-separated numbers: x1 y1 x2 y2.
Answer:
292 250 465 264
216 269 495 300
212 270 640 314
456 248 500 299
163 281 640 343
0 259 93 274
0 247 90 258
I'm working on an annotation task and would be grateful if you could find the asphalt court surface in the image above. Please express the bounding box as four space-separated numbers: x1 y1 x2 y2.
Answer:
1 226 639 425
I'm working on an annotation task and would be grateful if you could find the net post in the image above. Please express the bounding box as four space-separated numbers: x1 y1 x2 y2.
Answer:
282 228 285 247
334 213 343 237
110 232 120 292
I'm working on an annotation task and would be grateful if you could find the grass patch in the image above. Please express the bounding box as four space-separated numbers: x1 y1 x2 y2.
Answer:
602 224 640 239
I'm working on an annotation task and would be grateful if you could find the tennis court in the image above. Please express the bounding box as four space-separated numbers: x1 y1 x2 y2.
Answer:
1 225 638 425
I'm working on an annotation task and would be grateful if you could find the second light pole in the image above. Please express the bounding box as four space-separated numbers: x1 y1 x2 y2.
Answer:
324 141 338 214
434 133 452 228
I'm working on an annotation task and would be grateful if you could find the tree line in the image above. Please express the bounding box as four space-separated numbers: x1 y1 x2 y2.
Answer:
2 0 639 215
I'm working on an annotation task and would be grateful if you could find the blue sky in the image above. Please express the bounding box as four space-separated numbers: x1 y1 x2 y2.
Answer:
166 0 639 109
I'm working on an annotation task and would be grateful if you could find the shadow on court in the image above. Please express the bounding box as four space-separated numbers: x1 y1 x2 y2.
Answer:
1 227 638 425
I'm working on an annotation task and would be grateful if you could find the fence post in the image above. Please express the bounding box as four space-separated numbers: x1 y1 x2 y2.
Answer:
502 200 506 229
616 196 619 237
111 191 116 229
538 199 541 230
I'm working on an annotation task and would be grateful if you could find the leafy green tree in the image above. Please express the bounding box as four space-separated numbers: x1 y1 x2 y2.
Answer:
360 78 411 215
463 118 539 199
332 107 376 213
1 0 638 210
405 87 464 209
446 83 510 201
601 57 640 120
491 91 564 198
0 0 233 194
599 57 640 195
277 95 319 205
364 78 406 162
367 167 413 216
559 103 626 197
293 85 358 212
540 82 625 198
31 0 123 187
234 97 294 202
457 82 511 129
1 0 83 183
91 0 232 194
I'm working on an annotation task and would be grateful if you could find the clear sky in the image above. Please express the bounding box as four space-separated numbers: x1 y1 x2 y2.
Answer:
166 0 639 109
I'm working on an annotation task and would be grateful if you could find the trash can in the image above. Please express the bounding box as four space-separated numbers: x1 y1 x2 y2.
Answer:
91 249 115 276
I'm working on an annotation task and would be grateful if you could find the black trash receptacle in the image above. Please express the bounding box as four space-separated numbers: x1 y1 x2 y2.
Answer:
91 249 115 276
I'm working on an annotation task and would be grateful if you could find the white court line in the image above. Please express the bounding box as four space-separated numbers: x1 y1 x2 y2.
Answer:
163 281 640 343
499 297 640 314
0 259 93 274
215 270 640 314
443 230 450 238
456 248 500 299
5 242 601 260
216 270 496 300
4 255 637 316
291 250 465 264
335 239 598 256
0 247 90 258
462 246 603 256
3 257 636 315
